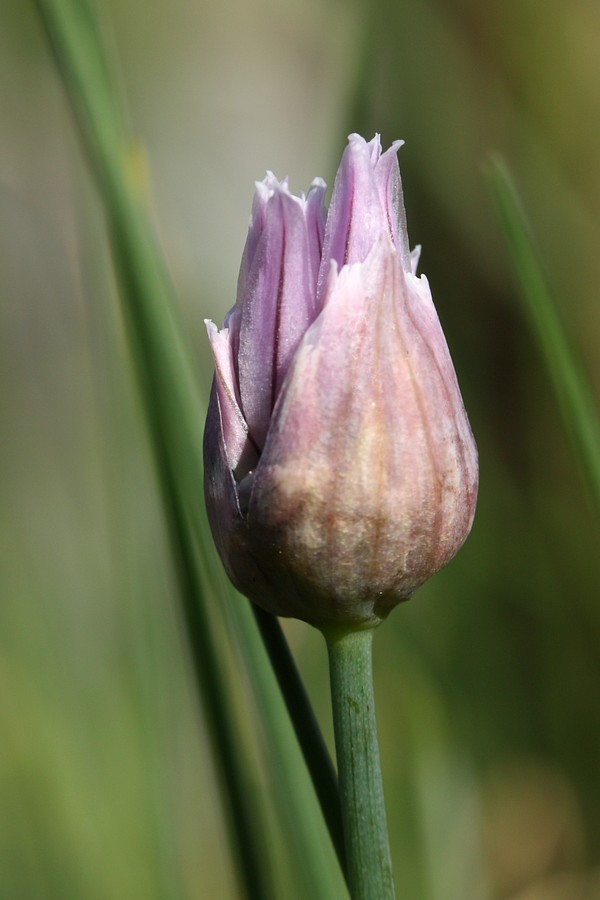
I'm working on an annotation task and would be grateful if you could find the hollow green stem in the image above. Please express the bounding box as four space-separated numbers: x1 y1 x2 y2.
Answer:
324 628 396 900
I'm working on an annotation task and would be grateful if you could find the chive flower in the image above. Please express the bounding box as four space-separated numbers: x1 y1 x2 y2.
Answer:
204 134 478 628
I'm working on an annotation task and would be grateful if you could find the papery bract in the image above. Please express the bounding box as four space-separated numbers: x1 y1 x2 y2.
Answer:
203 134 478 628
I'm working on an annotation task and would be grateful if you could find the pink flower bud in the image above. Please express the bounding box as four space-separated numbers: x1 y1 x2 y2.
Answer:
204 135 478 629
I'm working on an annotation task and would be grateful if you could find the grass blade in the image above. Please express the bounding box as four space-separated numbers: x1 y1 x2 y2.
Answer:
486 155 600 515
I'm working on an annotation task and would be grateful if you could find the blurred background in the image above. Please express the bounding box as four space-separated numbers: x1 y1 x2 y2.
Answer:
2 0 600 897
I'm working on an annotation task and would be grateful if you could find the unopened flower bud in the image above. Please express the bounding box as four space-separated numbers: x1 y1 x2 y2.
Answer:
204 134 478 629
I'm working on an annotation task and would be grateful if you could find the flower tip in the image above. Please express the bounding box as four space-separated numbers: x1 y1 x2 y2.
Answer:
309 176 327 192
410 245 421 274
257 171 288 196
347 131 378 155
346 132 405 161
345 133 406 174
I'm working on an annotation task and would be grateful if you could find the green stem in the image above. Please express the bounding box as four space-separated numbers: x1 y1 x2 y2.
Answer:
324 628 396 900
253 607 346 875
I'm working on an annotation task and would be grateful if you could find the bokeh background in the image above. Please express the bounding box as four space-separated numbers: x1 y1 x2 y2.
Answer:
3 0 600 897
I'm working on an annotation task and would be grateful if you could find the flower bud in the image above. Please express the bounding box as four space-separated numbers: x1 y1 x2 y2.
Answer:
204 134 478 629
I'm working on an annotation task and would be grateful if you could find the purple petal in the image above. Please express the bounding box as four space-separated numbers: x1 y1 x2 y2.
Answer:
317 134 411 304
373 140 410 270
236 183 324 450
205 320 258 478
304 177 327 296
204 380 321 620
203 382 244 575
250 237 478 618
236 172 284 306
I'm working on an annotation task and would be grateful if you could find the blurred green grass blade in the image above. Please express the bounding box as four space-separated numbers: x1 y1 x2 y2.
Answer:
33 0 344 895
233 603 347 898
252 607 346 873
33 3 277 896
486 156 600 515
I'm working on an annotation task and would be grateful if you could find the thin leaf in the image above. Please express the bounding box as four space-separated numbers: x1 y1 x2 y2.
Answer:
486 155 600 516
